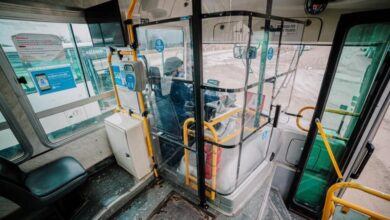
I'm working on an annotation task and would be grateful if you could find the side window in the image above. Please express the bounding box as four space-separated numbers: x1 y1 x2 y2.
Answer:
0 19 116 145
0 111 24 160
0 95 32 161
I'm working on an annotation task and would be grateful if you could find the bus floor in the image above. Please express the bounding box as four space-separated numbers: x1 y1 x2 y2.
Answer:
2 157 143 220
3 157 305 220
113 175 301 220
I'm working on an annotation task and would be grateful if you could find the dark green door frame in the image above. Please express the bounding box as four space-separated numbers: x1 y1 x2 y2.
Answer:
287 9 390 218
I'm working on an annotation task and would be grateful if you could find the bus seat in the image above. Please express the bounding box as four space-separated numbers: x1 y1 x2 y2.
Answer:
154 97 183 138
0 156 87 210
148 66 164 98
148 66 182 138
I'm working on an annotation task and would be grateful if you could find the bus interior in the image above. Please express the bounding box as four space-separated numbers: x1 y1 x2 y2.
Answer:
0 0 389 219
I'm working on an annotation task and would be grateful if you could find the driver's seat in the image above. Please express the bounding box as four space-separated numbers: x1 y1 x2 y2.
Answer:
0 156 88 210
148 66 183 139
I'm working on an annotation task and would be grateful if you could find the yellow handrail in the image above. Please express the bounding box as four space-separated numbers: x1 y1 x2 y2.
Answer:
183 119 219 200
322 182 390 220
315 119 343 179
107 52 122 112
296 106 359 142
182 108 265 201
296 106 359 133
208 108 241 126
126 0 159 178
317 117 390 220
106 0 159 178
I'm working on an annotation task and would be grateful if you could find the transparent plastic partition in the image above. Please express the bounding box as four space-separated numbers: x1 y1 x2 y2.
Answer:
271 22 305 114
135 12 305 198
200 14 273 196
201 1 267 14
135 19 201 196
263 19 283 116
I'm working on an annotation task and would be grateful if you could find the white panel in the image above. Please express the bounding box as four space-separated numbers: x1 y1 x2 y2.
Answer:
105 113 151 179
117 86 141 114
26 82 89 112
84 102 101 119
20 128 113 172
39 112 69 133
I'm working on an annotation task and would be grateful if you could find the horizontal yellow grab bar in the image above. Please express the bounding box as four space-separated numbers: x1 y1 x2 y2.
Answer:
322 182 390 220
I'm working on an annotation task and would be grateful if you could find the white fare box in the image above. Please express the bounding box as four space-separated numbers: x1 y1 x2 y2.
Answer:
104 113 151 179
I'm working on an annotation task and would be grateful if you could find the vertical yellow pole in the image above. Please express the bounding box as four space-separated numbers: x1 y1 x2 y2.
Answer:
126 0 159 178
183 119 219 201
322 186 335 219
127 0 138 62
107 52 122 111
183 118 195 185
315 119 343 179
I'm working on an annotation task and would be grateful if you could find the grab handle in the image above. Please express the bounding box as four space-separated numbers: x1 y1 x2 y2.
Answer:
350 142 375 179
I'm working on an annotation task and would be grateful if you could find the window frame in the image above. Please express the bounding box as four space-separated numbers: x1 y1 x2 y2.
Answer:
0 93 33 163
0 8 116 148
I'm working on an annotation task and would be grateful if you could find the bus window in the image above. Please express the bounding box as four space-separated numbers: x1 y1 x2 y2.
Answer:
0 20 115 144
0 111 24 160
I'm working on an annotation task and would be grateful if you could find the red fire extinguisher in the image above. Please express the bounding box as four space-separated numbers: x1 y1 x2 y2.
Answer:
204 143 222 180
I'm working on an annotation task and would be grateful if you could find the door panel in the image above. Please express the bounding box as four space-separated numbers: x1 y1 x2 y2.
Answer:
288 9 390 217
342 106 390 217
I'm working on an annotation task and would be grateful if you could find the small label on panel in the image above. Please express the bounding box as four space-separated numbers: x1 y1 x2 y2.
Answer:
283 23 297 35
112 65 122 85
125 74 136 91
12 33 65 61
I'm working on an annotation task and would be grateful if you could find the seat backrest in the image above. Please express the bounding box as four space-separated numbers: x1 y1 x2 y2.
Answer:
148 66 163 97
0 156 25 186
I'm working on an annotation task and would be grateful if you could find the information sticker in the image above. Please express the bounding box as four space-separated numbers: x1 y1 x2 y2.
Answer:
30 66 76 95
12 33 65 61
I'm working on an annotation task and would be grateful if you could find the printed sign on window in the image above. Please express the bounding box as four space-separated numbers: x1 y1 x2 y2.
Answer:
283 23 298 35
12 33 65 61
30 65 76 95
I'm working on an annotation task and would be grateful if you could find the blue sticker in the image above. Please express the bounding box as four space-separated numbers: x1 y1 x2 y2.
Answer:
31 66 76 95
112 65 122 85
125 74 136 91
261 130 269 140
155 39 165 53
267 47 273 60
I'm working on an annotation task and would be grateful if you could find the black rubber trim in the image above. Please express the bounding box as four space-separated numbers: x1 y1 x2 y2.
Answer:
350 142 375 179
124 19 133 25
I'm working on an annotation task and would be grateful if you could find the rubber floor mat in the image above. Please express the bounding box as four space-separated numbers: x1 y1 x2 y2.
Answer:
149 192 215 220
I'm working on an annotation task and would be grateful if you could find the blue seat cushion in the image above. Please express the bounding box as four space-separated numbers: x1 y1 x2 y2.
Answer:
24 157 86 197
